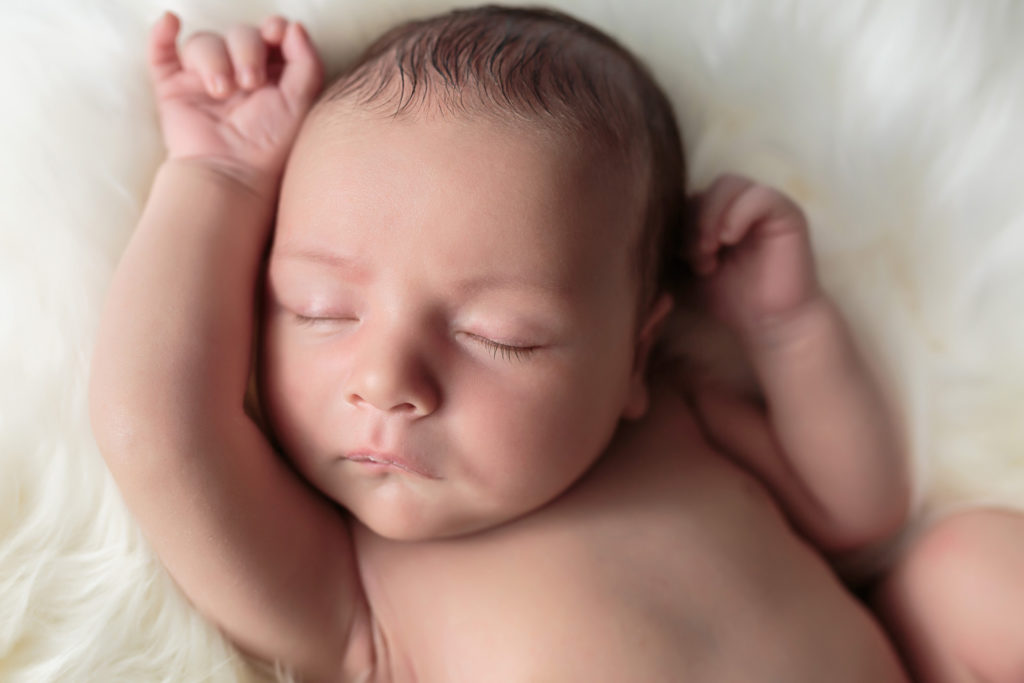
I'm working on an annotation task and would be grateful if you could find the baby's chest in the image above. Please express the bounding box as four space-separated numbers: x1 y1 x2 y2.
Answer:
353 462 846 682
358 532 735 681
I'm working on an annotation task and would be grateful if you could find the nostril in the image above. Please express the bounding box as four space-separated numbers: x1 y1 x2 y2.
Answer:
343 365 439 416
346 393 416 414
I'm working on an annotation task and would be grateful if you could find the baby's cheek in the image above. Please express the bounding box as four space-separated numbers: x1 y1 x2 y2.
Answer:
261 343 325 454
448 386 542 481
552 363 633 453
492 387 584 477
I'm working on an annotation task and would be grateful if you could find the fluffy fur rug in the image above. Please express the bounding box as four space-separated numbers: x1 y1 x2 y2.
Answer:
2 0 1022 680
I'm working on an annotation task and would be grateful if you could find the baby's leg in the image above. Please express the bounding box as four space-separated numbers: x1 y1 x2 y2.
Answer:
873 507 1024 683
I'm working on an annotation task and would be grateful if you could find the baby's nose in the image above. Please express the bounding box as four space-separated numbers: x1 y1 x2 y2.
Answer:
344 332 439 417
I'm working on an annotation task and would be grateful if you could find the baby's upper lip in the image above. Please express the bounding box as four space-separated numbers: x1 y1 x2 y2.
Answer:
343 448 440 479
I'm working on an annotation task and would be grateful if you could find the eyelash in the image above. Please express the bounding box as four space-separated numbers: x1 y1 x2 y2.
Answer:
293 316 538 362
469 334 538 362
293 314 355 326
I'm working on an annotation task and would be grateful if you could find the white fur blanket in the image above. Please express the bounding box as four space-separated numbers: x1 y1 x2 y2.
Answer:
2 0 1022 680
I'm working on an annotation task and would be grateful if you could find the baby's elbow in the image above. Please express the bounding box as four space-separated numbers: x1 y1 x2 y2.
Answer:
89 376 134 460
823 442 913 552
88 376 191 475
88 350 149 464
89 392 155 483
866 455 914 546
819 483 911 555
852 500 909 554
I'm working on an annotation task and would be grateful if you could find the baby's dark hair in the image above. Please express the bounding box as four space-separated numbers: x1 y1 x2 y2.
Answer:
314 4 688 318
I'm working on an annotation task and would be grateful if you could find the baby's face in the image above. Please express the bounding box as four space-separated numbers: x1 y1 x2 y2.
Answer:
260 107 651 540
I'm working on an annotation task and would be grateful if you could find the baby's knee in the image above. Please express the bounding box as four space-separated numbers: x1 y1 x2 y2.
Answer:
907 508 1024 598
879 507 1024 683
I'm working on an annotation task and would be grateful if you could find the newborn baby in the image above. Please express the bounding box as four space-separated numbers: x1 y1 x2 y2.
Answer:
90 6 924 681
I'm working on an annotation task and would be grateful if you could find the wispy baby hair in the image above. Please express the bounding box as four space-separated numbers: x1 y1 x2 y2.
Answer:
316 4 688 314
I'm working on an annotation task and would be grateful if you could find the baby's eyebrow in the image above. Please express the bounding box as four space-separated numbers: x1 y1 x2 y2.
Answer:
276 246 371 281
277 245 567 298
452 273 567 298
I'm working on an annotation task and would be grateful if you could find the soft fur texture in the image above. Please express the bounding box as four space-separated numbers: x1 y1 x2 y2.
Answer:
1 0 1022 680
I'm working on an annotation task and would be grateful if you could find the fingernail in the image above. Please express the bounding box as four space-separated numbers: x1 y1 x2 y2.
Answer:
293 21 310 42
210 75 227 96
239 68 255 89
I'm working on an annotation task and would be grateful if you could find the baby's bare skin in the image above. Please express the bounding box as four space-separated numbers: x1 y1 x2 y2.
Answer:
89 12 916 682
351 385 907 681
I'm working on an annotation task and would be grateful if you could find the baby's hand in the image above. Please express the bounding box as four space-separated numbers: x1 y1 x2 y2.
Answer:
691 175 822 338
147 12 323 194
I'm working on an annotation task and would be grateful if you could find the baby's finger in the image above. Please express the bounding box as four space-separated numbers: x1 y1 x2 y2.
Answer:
260 15 288 45
278 22 324 111
225 24 267 90
147 11 182 84
692 175 749 274
700 174 750 246
181 31 235 99
721 184 799 244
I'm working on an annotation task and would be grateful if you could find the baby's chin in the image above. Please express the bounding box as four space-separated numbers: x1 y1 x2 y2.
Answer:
346 498 527 542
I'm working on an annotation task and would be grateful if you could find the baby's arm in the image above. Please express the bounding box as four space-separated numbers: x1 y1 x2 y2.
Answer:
689 175 910 553
89 14 371 680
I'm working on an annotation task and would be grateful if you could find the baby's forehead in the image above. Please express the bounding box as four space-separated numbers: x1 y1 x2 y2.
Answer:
275 108 644 292
289 105 643 225
300 5 686 311
303 98 623 161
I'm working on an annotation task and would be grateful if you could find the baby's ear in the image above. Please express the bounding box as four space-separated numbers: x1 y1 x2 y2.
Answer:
622 293 673 420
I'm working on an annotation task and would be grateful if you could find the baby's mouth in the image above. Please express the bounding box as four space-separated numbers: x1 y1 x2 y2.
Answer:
342 450 441 479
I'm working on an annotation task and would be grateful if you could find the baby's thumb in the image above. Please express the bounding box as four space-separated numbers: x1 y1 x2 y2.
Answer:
279 22 324 111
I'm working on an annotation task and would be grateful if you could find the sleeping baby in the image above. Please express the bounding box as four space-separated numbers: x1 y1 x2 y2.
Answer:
88 5 1024 682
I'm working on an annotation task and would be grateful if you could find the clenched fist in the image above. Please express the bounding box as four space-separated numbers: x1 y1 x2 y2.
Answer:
147 11 324 194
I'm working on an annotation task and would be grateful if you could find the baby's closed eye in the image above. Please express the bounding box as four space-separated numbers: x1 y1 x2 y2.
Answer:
292 313 360 325
458 331 541 362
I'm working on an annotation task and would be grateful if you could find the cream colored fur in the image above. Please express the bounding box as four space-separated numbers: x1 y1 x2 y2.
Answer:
2 0 1022 680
